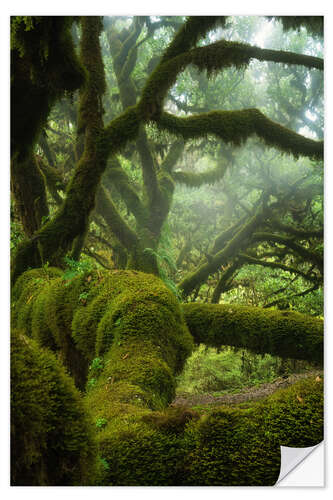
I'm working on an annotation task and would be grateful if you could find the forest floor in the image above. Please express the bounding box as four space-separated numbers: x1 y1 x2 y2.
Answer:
172 371 323 409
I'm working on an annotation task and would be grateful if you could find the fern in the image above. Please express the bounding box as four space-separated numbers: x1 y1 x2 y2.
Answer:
144 226 181 298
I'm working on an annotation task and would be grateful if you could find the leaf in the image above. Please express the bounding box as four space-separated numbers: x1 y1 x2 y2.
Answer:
296 395 304 404
315 376 322 382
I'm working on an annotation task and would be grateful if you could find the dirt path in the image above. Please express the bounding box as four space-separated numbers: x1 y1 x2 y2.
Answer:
171 371 322 408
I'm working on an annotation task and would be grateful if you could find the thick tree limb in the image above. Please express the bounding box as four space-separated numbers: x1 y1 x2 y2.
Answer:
182 302 323 365
11 17 107 283
139 37 322 121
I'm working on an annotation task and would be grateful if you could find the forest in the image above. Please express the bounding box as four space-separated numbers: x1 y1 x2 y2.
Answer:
10 15 324 486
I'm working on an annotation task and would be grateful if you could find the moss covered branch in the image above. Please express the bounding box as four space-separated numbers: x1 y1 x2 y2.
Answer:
157 110 323 160
179 211 265 297
269 16 323 37
136 127 160 210
11 152 49 237
11 17 108 282
172 162 227 187
103 157 148 226
139 33 322 122
11 16 85 159
95 185 139 253
35 155 65 205
182 302 323 364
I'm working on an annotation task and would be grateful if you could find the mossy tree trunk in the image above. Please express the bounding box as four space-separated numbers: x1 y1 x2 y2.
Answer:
11 152 49 237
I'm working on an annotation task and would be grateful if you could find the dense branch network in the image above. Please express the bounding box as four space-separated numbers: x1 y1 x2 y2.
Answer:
11 15 323 288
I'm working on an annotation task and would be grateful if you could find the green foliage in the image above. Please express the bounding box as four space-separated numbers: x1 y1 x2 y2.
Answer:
99 457 110 470
96 417 108 428
177 345 279 394
89 356 104 373
10 219 24 252
62 256 94 283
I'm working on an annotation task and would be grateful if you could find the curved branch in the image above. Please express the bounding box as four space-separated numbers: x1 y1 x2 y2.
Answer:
139 37 322 121
269 16 323 37
157 109 323 160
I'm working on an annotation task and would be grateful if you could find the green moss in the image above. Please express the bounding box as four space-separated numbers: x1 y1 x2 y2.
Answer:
11 267 62 334
11 329 98 485
102 105 140 156
184 376 323 486
87 374 322 486
158 110 323 160
182 302 323 364
12 268 193 392
11 267 323 486
172 162 227 187
271 16 323 37
11 151 49 237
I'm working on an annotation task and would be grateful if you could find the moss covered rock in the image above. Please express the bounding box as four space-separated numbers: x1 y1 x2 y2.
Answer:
10 329 98 485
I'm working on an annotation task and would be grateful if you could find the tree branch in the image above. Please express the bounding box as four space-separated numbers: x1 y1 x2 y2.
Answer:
103 157 148 226
172 162 227 187
182 303 323 364
157 109 323 160
95 184 139 253
179 210 265 297
252 232 323 274
238 253 322 285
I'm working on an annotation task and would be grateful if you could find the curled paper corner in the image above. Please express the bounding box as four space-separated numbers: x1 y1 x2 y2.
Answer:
276 441 324 486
